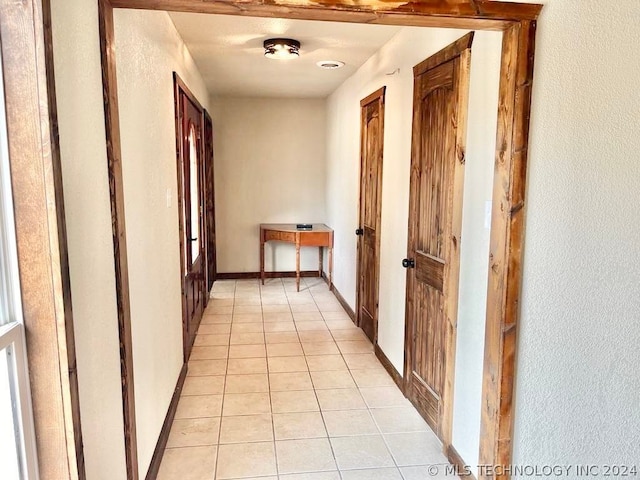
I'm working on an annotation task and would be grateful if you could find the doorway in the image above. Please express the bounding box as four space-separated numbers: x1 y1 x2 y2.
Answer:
356 87 386 344
403 33 473 443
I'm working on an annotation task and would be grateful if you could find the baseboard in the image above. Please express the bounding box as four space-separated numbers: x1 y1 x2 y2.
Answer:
374 344 403 389
324 275 356 323
216 271 321 280
145 363 188 480
446 444 476 480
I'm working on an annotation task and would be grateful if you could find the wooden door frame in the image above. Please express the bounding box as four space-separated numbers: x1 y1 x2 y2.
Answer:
203 109 217 293
95 1 542 479
404 31 473 451
356 86 386 344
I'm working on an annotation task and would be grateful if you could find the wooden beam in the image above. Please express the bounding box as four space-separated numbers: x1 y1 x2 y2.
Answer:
0 0 83 477
109 0 542 29
479 20 537 480
97 0 139 478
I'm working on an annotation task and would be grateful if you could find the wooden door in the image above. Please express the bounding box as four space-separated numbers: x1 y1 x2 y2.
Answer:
203 110 217 294
356 87 386 343
175 75 206 360
403 34 473 442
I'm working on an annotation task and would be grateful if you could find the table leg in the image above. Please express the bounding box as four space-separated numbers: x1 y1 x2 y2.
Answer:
318 247 323 280
328 246 333 288
296 242 301 292
260 240 265 285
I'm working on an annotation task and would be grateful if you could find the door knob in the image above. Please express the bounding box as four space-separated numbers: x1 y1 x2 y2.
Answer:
355 228 364 236
402 258 415 268
189 237 198 242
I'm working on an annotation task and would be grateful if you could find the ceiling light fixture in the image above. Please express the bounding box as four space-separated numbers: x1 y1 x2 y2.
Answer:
263 38 301 59
316 60 345 70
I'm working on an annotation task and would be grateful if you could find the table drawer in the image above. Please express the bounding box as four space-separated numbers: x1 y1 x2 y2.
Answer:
264 229 296 243
299 232 331 247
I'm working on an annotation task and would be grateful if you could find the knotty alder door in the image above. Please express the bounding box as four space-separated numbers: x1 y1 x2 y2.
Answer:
403 34 473 441
204 110 217 293
175 75 206 359
356 87 386 343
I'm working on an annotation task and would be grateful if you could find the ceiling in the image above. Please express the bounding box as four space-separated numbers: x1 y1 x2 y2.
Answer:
168 13 402 98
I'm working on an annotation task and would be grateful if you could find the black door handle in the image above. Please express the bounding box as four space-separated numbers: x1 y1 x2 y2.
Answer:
402 258 415 268
355 228 364 236
189 237 198 242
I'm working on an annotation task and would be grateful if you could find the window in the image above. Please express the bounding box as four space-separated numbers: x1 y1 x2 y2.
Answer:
0 48 39 480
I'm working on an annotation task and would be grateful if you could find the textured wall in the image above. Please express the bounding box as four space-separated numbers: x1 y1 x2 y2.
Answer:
211 97 327 274
512 0 640 472
50 0 127 478
113 9 211 474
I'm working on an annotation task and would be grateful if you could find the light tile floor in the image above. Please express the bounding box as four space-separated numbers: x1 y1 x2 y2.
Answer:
158 277 454 480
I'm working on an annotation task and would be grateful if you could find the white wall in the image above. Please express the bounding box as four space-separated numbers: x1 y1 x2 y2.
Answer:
511 0 640 471
326 27 502 469
113 9 211 474
50 1 127 478
211 97 327 273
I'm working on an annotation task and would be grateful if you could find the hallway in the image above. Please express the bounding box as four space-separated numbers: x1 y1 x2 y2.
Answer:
157 278 451 479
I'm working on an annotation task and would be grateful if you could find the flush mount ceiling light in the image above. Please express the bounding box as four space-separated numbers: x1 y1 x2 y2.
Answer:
316 60 345 70
263 38 301 59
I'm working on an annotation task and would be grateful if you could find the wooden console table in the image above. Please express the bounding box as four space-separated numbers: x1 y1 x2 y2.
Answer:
260 224 334 292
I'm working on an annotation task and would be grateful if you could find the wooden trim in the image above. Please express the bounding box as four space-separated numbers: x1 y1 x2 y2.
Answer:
360 86 386 107
447 444 477 480
0 0 83 477
478 21 537 479
217 271 321 280
97 0 139 478
144 364 188 480
414 32 475 76
328 282 356 323
374 345 403 390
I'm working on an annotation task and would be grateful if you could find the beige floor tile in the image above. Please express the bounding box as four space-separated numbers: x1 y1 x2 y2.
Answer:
342 353 383 371
316 389 367 411
166 417 220 448
269 372 313 392
359 386 409 408
336 340 373 354
262 304 291 313
383 432 445 466
330 329 368 342
233 313 264 324
157 446 217 480
290 303 319 312
322 410 378 437
295 321 329 332
222 392 271 416
205 305 233 315
182 375 225 396
302 342 340 356
298 331 334 343
233 296 262 306
231 322 264 334
316 303 344 313
188 360 227 377
228 344 266 359
310 370 355 390
175 395 223 419
264 321 297 332
268 356 308 373
350 369 396 388
219 414 273 444
194 334 229 346
190 346 229 360
266 342 304 357
208 297 234 306
370 407 430 433
330 435 394 470
293 312 324 322
340 468 403 480
325 320 358 331
321 311 352 321
273 411 327 440
276 438 337 474
399 466 456 480
216 442 277 479
271 390 319 413
230 332 265 345
265 332 300 344
306 355 347 372
279 472 340 480
227 357 268 375
233 305 262 314
201 314 232 325
286 294 315 305
224 374 269 394
261 296 289 305
198 323 231 334
263 312 294 322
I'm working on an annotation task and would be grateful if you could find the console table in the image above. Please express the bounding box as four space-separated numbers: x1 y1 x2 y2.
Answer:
260 224 334 292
